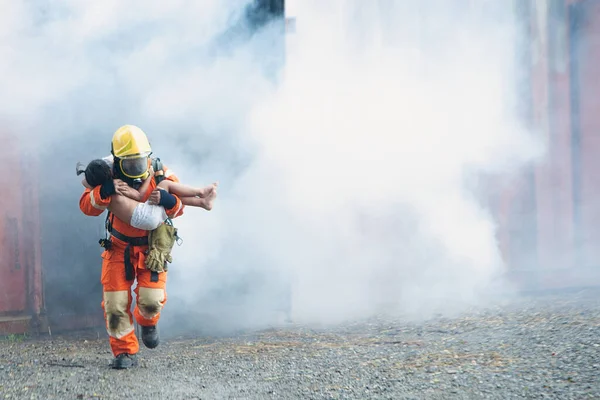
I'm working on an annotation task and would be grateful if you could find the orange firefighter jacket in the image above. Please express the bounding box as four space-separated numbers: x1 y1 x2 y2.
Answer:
79 164 184 260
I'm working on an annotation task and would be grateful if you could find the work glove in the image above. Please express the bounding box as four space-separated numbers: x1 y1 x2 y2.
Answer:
145 223 178 273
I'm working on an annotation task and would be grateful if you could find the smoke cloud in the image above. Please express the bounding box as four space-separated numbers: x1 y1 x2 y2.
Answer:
1 1 543 335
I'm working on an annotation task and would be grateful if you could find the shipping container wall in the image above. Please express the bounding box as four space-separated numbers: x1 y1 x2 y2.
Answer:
0 135 45 335
498 0 600 290
567 0 600 283
531 0 577 287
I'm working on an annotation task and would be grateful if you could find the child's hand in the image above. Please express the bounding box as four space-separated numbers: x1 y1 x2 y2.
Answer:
113 179 127 194
115 179 141 201
148 189 161 205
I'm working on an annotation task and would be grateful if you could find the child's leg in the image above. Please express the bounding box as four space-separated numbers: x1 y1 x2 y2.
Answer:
179 195 216 211
157 180 217 198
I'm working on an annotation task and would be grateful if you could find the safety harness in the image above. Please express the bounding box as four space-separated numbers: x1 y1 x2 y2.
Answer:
99 157 169 283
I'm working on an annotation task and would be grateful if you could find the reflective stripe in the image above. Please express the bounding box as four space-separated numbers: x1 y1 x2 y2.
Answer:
90 190 107 211
167 200 183 217
164 169 175 178
175 202 183 215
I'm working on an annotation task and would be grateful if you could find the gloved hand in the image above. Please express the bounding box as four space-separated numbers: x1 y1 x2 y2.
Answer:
145 223 178 273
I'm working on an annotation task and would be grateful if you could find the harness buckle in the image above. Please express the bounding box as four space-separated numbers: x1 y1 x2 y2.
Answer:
99 238 112 250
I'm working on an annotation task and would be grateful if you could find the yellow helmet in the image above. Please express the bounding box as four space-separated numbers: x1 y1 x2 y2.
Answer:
111 125 152 179
111 124 152 158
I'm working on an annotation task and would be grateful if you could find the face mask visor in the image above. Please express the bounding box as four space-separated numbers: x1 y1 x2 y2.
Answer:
119 154 150 179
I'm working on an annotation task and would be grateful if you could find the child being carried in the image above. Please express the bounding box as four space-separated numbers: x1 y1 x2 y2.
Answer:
77 158 217 231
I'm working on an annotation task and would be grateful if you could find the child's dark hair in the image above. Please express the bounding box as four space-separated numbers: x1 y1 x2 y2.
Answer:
78 159 113 188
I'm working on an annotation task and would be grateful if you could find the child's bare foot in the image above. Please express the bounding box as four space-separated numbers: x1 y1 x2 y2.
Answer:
198 182 218 198
202 183 218 211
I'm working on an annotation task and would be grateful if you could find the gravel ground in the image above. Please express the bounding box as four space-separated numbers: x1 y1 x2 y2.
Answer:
1 290 600 400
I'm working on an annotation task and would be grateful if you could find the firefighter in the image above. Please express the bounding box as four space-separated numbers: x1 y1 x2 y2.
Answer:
79 124 184 369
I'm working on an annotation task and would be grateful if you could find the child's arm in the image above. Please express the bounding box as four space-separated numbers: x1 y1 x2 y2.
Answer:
116 167 154 202
136 166 154 196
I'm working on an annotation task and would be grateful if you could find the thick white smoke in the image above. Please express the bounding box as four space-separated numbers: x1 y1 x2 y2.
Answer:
168 0 544 330
0 1 543 334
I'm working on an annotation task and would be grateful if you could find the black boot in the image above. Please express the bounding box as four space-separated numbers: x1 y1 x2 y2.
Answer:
111 353 138 369
141 325 160 349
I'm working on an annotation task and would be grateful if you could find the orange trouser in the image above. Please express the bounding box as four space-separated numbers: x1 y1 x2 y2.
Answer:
100 244 168 357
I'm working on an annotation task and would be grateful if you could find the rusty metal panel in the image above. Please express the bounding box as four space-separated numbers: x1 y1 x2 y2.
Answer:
0 216 26 313
498 0 540 286
523 0 590 290
0 134 47 335
569 0 600 282
0 135 27 315
20 154 45 318
533 0 578 289
546 0 575 272
0 315 31 335
530 0 557 275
